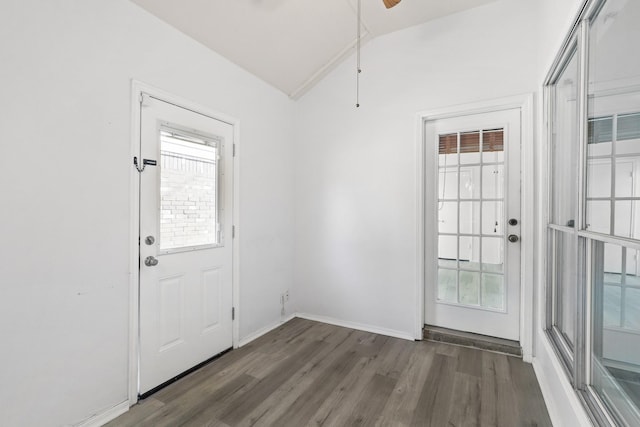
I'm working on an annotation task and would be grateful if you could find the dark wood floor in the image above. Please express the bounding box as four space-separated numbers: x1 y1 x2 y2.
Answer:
107 318 552 427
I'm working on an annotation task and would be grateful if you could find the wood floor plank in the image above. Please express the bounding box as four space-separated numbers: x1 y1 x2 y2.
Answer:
457 346 483 378
493 353 520 427
410 353 458 427
153 374 258 427
435 340 461 357
308 355 381 426
172 374 259 427
375 342 436 427
373 336 415 380
480 350 500 426
218 339 326 425
108 319 552 427
340 373 397 426
447 372 481 427
268 349 364 426
233 326 364 426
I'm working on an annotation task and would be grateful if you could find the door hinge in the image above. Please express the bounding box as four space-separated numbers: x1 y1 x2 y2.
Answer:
233 144 236 157
232 307 235 320
232 225 236 238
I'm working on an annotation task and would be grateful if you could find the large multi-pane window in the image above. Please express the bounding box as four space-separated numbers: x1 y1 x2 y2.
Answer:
546 0 640 424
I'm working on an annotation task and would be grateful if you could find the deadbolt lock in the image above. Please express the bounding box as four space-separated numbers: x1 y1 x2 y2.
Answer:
508 218 518 226
145 235 155 245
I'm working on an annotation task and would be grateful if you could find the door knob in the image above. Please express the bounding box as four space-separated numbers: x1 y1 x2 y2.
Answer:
508 234 519 243
144 256 159 267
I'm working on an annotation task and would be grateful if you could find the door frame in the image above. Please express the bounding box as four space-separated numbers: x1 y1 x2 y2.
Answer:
415 94 535 362
128 80 240 405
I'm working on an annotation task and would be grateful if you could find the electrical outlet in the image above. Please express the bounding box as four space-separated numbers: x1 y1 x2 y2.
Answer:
285 290 289 302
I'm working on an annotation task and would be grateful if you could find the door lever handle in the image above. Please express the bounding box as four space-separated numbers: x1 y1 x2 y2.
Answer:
144 256 159 267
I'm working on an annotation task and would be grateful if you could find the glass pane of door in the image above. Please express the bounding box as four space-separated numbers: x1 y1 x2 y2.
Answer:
437 129 506 311
159 128 219 251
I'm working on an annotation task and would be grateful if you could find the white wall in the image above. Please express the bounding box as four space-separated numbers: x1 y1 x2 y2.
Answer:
293 0 542 338
0 1 295 426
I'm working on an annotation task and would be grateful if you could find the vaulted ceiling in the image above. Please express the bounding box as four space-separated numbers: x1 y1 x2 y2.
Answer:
131 0 498 99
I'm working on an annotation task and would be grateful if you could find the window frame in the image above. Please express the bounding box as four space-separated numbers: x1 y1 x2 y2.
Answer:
543 0 640 424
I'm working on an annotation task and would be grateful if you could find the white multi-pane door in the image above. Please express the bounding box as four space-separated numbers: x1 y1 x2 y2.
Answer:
424 109 521 341
138 94 234 395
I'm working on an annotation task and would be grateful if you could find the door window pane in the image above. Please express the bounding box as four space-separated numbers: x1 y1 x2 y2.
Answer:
551 51 579 228
482 201 503 235
438 268 457 303
482 273 504 310
482 165 504 199
459 201 480 235
459 131 480 164
459 166 480 199
439 133 458 166
438 167 458 199
459 271 480 305
438 235 457 268
482 129 504 163
438 202 457 234
481 237 504 273
159 129 219 250
459 236 480 271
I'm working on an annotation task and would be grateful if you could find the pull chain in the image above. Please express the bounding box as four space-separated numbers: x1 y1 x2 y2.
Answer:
356 0 361 108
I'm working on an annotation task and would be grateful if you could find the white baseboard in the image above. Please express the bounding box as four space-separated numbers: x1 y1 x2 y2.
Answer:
74 400 129 427
237 313 297 347
295 313 415 341
532 334 592 427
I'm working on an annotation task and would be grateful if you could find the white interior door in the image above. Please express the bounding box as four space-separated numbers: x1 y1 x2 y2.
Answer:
424 109 521 341
138 94 234 395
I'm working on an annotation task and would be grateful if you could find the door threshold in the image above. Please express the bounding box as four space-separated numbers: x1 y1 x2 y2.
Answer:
423 325 522 357
138 347 232 400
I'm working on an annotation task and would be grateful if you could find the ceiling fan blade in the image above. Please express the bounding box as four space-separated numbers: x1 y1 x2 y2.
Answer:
383 0 401 9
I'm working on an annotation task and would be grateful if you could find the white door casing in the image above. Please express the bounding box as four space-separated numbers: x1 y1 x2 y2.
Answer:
424 109 522 341
138 93 234 395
